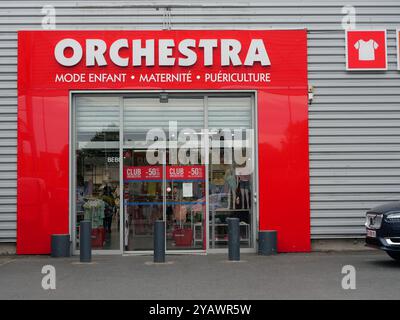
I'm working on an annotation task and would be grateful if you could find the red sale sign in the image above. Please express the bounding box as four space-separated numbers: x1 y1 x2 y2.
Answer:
167 165 205 180
124 165 205 180
124 166 162 180
346 30 387 70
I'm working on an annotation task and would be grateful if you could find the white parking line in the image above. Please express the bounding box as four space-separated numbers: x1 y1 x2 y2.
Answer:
0 259 15 267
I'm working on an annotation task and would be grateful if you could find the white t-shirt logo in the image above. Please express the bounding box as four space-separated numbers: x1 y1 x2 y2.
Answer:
354 39 379 61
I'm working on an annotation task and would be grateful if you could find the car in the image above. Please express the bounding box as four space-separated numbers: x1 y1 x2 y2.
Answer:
365 201 400 261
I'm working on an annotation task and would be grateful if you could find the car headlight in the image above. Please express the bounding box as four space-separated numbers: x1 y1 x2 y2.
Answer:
386 212 400 221
365 213 383 229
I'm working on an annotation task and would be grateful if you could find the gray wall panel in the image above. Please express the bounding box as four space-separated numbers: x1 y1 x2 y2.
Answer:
1 0 400 242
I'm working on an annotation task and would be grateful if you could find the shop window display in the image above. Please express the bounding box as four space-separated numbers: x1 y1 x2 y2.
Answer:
74 96 121 251
76 149 120 250
209 162 253 248
208 131 253 248
73 94 254 252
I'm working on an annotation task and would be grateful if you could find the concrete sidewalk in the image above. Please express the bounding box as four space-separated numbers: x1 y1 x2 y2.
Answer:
0 251 399 300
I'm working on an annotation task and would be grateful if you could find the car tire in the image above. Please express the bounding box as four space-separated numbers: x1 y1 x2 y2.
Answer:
386 251 400 261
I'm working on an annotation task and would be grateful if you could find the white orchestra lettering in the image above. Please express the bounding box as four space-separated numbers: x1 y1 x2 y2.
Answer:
54 38 271 67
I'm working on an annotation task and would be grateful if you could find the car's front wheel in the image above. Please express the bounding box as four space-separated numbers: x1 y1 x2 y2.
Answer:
386 251 400 261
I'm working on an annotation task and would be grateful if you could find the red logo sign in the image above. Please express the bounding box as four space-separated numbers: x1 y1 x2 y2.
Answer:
346 30 387 70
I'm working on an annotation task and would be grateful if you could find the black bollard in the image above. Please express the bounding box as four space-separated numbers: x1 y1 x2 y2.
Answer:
51 234 71 257
227 218 240 261
154 220 165 263
258 230 277 255
80 220 92 263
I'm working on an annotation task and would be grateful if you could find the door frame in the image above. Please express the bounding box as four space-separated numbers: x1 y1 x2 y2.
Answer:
70 90 259 255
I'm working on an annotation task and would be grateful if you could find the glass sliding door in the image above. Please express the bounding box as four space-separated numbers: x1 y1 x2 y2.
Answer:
74 96 121 252
123 96 206 252
123 148 164 251
165 150 206 251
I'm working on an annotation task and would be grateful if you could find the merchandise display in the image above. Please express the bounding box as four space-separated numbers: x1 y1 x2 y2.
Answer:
83 199 105 228
208 161 253 248
82 198 105 247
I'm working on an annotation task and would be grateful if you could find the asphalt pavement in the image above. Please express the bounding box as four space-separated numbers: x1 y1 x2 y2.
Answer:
0 251 399 300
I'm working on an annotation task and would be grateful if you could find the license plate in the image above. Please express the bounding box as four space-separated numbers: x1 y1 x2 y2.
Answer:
367 229 376 238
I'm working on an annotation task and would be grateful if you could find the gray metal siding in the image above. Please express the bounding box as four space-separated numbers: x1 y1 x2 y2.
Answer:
1 0 400 242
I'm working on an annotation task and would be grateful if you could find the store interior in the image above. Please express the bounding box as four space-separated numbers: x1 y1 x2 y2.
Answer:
75 148 252 251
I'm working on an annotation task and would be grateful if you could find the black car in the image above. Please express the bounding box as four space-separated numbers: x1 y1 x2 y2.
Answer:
365 201 400 261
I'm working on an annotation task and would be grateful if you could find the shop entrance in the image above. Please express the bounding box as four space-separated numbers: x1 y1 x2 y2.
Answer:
123 148 206 252
72 92 257 254
122 96 206 252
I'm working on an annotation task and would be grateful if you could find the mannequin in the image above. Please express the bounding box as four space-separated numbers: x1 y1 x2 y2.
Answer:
236 167 251 209
172 186 187 227
84 178 93 196
224 167 237 209
239 176 250 209
174 204 187 226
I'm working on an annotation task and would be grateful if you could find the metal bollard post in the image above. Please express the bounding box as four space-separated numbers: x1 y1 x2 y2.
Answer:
154 220 166 263
80 220 92 263
227 218 240 261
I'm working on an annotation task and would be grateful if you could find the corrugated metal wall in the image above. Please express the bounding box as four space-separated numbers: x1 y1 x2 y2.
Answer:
1 0 400 242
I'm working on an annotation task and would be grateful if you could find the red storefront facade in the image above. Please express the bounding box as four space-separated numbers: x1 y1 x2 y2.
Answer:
17 30 310 254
